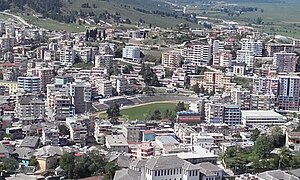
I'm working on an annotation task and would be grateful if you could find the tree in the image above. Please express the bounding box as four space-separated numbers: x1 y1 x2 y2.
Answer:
250 128 260 141
152 110 162 120
142 86 155 95
29 156 39 167
175 101 186 112
192 83 200 94
256 17 263 24
59 124 70 136
278 147 291 169
122 64 133 74
104 162 119 180
271 126 285 148
254 135 274 158
60 153 75 179
0 158 19 172
106 103 121 124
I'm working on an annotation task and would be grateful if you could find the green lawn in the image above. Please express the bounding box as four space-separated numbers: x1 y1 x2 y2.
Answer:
121 102 177 120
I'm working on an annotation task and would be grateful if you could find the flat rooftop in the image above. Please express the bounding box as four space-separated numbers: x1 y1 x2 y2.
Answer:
241 110 283 118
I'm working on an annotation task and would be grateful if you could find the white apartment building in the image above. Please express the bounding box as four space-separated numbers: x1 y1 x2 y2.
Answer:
212 40 225 55
15 94 45 119
69 122 88 146
192 44 212 66
213 50 232 67
237 50 255 69
95 79 112 97
122 46 141 63
17 76 41 93
106 135 129 153
94 54 113 69
162 50 182 67
59 47 75 67
241 38 263 57
94 120 112 144
75 47 94 63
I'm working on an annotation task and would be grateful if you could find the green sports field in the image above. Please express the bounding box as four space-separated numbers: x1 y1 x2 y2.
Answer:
120 102 177 120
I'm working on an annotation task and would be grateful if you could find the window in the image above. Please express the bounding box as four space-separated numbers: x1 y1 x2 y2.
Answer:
155 171 157 176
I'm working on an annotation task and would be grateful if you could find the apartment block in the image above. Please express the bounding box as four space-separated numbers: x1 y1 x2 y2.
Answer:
273 51 297 73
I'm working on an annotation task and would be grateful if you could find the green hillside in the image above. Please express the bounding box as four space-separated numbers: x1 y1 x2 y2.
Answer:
63 0 196 28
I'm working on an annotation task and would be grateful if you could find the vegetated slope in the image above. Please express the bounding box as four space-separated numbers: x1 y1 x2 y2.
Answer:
63 0 197 28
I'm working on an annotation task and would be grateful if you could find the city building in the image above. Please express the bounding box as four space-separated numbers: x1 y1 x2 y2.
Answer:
273 51 297 73
0 80 17 94
131 143 155 159
174 124 196 144
241 110 285 126
162 50 182 68
17 76 41 93
241 38 263 57
15 94 45 119
286 131 300 151
106 135 129 153
94 120 112 144
192 44 212 66
95 80 112 97
205 103 241 125
266 43 295 56
68 121 88 146
122 125 140 143
114 155 223 180
236 50 255 69
94 54 113 69
277 75 300 112
176 111 202 124
122 46 141 63
69 81 92 114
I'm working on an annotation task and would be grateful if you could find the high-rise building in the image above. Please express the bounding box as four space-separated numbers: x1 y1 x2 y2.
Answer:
94 54 113 69
250 93 275 110
192 44 212 66
122 46 141 63
277 75 300 111
241 38 263 57
15 94 45 119
273 51 297 73
29 68 54 91
252 77 279 95
231 88 251 110
17 76 41 93
237 50 255 69
205 103 241 125
212 40 225 55
59 47 75 67
266 43 295 56
69 81 92 114
161 50 182 67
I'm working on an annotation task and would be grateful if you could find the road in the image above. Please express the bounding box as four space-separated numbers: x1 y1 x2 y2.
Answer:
0 11 32 27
